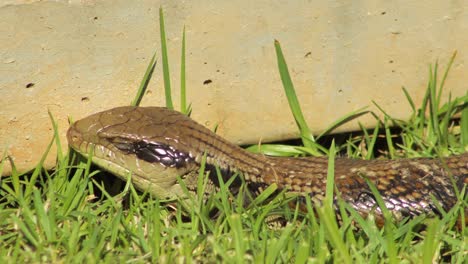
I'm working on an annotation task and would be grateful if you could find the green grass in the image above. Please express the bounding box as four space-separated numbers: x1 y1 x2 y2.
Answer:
1 10 467 263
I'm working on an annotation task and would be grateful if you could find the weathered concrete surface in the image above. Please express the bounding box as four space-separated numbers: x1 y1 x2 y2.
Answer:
1 0 467 175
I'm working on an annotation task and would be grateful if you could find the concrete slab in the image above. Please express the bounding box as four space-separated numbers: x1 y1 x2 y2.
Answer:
1 0 467 175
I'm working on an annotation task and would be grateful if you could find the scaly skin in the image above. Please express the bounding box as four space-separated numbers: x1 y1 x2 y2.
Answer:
67 106 468 222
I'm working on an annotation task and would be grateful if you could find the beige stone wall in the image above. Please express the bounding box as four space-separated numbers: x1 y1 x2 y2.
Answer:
1 0 467 175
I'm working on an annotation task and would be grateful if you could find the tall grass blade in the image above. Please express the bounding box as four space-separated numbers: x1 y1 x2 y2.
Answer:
401 86 416 112
383 117 395 159
363 177 397 263
421 220 441 264
180 26 190 114
159 7 174 109
274 40 317 153
317 205 351 264
33 189 55 242
131 52 157 106
25 113 58 199
325 140 336 207
429 63 442 143
418 81 431 135
316 107 369 140
438 51 457 105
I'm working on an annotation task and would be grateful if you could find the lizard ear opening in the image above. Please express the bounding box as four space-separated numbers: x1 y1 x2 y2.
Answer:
110 138 191 168
109 137 135 154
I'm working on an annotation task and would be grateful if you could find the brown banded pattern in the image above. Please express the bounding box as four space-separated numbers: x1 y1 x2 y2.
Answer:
67 106 468 223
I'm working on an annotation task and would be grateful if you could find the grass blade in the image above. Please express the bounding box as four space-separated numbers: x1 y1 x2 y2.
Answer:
180 26 190 114
325 140 336 207
25 112 58 199
438 51 457 105
131 52 157 106
274 40 316 152
316 107 369 140
159 7 173 109
401 86 416 112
